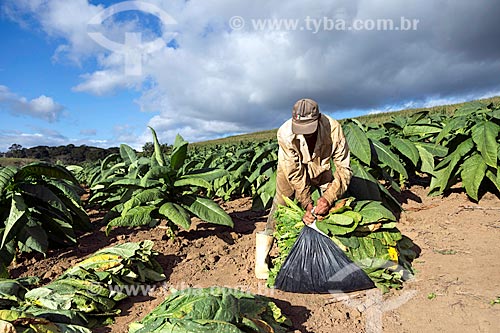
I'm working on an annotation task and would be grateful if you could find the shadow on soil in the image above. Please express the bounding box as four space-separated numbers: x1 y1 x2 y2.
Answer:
271 297 311 332
92 293 156 333
441 182 500 202
393 188 423 205
177 207 268 244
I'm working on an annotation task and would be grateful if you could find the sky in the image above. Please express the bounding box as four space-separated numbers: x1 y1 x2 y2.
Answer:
0 0 499 152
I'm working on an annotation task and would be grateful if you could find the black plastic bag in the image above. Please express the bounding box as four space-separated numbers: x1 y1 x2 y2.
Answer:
275 223 374 293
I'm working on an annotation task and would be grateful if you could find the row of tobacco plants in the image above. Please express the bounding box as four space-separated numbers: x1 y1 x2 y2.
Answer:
2 100 500 276
0 100 499 330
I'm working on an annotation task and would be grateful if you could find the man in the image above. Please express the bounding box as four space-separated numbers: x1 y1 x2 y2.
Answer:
255 98 352 279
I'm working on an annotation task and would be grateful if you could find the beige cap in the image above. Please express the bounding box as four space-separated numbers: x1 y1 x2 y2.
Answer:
291 98 320 135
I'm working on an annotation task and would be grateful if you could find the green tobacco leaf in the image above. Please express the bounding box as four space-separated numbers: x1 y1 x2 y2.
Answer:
428 166 455 196
122 189 163 215
107 206 155 233
323 213 354 226
253 170 276 211
182 196 233 227
351 161 402 211
349 160 382 201
282 196 303 214
389 137 419 166
170 134 189 171
485 169 500 192
17 217 48 254
407 111 429 124
174 177 211 190
343 122 371 165
317 219 357 236
16 163 79 184
247 160 275 184
159 202 191 230
387 116 406 129
0 166 17 195
415 144 435 174
471 121 499 168
460 153 487 201
148 126 166 167
93 240 142 259
141 166 169 186
429 137 476 195
41 214 77 245
454 101 484 117
381 229 402 245
342 210 363 224
1 194 27 248
371 139 408 179
354 200 396 224
19 183 71 220
365 128 386 141
435 116 467 143
356 237 376 258
184 168 229 182
334 235 359 248
110 178 149 189
250 143 278 169
120 144 137 165
134 188 163 203
414 142 448 158
100 153 120 173
46 179 82 204
230 161 249 179
403 124 442 137
101 162 126 180
434 138 474 171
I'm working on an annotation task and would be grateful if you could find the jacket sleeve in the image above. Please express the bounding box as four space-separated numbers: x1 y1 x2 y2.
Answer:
321 123 352 205
277 134 313 209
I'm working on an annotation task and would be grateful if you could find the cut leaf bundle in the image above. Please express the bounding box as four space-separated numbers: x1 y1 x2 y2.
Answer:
274 223 375 293
0 309 91 333
129 287 291 333
0 242 165 331
60 240 166 285
269 198 416 292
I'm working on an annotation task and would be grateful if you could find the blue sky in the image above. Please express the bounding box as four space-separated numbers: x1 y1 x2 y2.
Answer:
1 0 499 152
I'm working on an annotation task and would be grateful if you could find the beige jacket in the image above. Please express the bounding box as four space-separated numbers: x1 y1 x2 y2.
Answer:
276 114 352 209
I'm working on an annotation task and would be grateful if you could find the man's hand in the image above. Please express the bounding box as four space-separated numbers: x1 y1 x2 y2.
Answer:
315 197 330 215
302 203 316 225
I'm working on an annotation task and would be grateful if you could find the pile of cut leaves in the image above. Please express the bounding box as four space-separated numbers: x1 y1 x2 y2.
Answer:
268 197 416 292
129 287 291 333
0 241 165 332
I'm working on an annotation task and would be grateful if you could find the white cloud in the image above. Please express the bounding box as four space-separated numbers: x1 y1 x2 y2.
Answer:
72 69 143 95
146 114 249 146
5 0 500 144
0 85 64 122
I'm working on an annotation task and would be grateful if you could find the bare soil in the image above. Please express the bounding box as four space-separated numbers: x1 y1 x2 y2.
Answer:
9 186 500 333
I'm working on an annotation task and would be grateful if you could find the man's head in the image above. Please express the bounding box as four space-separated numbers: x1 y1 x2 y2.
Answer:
291 98 320 135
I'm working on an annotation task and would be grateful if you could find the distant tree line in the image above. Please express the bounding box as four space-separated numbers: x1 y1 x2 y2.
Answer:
3 143 120 165
1 141 175 165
